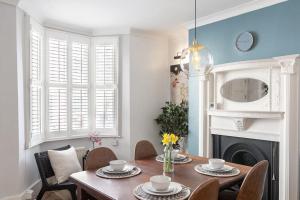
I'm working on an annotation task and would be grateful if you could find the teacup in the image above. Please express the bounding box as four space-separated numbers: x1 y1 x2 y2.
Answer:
150 175 171 191
208 159 225 170
109 160 127 171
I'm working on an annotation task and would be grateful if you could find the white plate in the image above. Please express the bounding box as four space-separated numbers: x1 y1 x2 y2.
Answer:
102 165 134 174
141 182 182 196
174 154 187 161
201 164 233 172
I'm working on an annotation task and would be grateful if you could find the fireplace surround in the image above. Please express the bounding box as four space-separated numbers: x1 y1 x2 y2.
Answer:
197 55 300 200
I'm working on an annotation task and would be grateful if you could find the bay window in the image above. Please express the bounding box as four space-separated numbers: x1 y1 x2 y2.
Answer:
27 21 119 147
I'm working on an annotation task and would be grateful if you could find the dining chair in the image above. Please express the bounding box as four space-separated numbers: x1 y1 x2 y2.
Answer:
189 178 219 200
34 145 77 200
85 147 117 170
134 140 158 160
219 160 269 200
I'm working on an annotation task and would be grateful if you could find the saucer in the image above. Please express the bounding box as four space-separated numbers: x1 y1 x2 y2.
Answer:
201 164 233 173
102 165 134 174
141 182 182 196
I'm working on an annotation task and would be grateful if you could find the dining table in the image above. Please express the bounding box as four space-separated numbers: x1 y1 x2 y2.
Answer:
70 155 251 200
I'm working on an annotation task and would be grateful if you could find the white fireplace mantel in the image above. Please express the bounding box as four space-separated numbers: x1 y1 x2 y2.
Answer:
207 110 284 119
199 54 300 200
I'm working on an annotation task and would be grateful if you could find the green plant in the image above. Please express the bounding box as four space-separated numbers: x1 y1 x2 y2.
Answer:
155 102 188 138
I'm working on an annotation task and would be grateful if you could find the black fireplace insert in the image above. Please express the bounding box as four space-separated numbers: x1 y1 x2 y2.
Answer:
213 135 279 200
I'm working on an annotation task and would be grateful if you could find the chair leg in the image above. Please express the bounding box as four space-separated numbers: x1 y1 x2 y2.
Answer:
36 188 46 200
70 188 77 200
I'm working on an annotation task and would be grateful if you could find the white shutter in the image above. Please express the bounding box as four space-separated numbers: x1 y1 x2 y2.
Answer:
47 36 68 134
48 87 68 132
94 38 118 134
71 41 89 131
48 38 67 84
96 88 116 129
96 44 115 85
30 30 42 137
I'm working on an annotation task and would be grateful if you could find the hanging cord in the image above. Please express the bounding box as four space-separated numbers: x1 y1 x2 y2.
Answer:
194 0 197 41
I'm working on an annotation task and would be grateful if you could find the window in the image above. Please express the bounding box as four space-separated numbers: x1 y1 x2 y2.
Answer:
28 19 44 147
71 41 89 132
27 25 119 147
93 38 119 135
47 35 68 136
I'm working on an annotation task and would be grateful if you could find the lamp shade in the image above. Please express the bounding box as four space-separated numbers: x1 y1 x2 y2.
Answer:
189 40 214 74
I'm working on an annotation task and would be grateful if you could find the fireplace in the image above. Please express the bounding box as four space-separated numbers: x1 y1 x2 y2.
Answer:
213 135 279 200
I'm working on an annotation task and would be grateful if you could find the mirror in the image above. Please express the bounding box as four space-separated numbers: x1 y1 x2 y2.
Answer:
221 78 268 102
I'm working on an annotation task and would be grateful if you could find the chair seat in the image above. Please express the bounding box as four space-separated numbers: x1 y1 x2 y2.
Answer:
49 180 76 190
219 190 239 200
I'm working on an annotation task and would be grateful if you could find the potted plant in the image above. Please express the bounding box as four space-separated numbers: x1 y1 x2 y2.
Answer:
155 101 188 151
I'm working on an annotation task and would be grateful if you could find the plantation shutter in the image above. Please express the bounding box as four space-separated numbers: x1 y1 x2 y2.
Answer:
47 37 68 133
30 30 43 137
71 41 89 131
94 38 118 134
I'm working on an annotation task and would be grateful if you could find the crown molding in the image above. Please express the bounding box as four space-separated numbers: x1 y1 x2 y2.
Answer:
0 0 19 6
185 0 287 29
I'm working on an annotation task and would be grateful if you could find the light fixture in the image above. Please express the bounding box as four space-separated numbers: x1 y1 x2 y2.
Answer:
189 0 213 76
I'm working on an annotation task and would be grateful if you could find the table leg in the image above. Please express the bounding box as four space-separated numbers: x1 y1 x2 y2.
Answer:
77 186 90 200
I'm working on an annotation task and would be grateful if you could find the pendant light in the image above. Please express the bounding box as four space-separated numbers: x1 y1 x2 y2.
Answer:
189 0 213 76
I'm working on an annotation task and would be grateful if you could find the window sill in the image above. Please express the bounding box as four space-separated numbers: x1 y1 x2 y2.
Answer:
26 134 121 149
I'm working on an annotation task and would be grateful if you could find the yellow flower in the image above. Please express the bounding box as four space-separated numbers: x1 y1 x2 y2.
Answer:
162 133 179 145
162 133 171 145
170 134 179 144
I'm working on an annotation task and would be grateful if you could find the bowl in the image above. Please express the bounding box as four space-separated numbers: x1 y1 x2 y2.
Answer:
208 159 225 169
150 175 171 191
171 149 180 159
109 160 127 171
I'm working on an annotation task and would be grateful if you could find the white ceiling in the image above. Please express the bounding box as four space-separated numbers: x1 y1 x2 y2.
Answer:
18 0 254 34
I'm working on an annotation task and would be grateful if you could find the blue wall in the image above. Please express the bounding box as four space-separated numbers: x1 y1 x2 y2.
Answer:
188 0 300 155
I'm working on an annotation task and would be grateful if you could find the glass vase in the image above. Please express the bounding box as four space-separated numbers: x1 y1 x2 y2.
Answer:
163 144 174 173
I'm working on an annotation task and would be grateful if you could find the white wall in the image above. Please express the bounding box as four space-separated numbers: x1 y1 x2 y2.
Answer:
129 31 169 157
0 3 21 198
168 30 188 66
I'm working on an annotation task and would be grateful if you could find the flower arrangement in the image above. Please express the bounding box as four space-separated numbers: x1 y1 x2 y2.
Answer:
162 133 179 146
88 132 102 149
162 133 179 173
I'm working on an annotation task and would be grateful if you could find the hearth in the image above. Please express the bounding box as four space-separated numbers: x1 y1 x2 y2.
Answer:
213 135 279 200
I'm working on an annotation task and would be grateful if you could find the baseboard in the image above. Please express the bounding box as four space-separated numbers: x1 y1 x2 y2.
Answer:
0 179 41 200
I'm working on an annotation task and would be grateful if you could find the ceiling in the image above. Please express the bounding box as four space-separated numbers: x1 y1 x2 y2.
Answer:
18 0 253 34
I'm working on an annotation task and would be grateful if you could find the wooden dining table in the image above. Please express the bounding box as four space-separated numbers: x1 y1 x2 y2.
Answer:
70 155 251 200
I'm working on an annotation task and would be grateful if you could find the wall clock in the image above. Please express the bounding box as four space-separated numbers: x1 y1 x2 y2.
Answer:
235 32 254 52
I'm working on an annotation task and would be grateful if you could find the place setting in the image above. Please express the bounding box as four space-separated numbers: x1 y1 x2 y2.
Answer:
133 175 191 200
194 158 240 177
156 149 193 164
96 160 142 179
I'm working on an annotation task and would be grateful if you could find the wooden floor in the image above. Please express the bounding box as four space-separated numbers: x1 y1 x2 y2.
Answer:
32 182 72 200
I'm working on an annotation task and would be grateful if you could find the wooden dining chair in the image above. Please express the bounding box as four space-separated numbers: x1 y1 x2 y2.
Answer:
219 160 269 200
85 147 117 170
134 140 158 160
189 178 219 200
